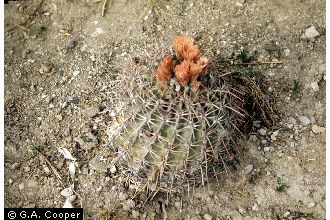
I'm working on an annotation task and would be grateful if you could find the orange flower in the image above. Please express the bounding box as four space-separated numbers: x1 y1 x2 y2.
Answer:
155 55 173 83
162 55 173 70
172 36 200 61
191 80 201 89
190 56 208 80
174 60 192 85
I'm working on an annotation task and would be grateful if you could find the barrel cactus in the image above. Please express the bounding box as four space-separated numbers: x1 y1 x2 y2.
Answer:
106 36 245 193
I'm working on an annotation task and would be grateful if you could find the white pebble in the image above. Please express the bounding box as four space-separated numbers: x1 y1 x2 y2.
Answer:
238 207 246 214
283 211 290 217
311 124 325 134
18 183 25 190
264 147 271 152
271 130 279 141
283 48 290 56
310 82 319 92
203 213 213 220
286 123 294 129
245 164 253 174
109 165 117 174
298 116 311 126
174 201 181 210
304 26 320 39
258 128 267 136
43 165 51 174
252 202 258 211
72 70 80 76
307 202 315 208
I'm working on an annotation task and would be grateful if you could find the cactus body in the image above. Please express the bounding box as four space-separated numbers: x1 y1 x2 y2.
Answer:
107 37 243 192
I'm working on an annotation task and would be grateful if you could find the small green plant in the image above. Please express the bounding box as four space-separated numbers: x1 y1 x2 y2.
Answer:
237 48 251 63
291 80 302 98
31 144 42 155
275 177 289 192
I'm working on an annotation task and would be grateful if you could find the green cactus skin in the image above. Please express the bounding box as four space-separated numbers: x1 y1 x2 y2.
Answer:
106 62 244 193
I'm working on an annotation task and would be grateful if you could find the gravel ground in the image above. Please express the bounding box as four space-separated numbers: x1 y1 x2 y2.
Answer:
4 0 325 219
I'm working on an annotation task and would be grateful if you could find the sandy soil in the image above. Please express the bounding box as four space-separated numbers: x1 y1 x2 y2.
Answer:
4 0 325 219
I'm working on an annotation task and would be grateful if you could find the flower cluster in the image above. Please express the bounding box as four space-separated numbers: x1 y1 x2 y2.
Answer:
155 36 208 88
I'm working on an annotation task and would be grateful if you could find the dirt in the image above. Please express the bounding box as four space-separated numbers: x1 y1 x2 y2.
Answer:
4 0 325 219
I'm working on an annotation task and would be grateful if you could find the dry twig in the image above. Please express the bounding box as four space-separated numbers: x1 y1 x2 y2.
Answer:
234 61 283 65
101 0 108 17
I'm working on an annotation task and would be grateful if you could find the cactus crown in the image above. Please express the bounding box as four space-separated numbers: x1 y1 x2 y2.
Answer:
107 36 244 194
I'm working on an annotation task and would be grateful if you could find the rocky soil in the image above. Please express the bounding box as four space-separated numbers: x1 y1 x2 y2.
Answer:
4 0 325 219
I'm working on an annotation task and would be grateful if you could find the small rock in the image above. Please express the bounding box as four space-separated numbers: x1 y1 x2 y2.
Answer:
263 146 271 152
8 179 13 184
298 116 311 126
156 25 164 32
311 124 325 134
283 211 290 217
245 164 253 174
109 165 117 174
11 162 20 170
18 183 25 190
80 44 87 52
260 139 268 146
304 26 320 39
84 105 99 118
43 165 51 174
258 128 267 136
286 123 294 129
90 54 96 62
72 69 80 77
55 114 63 121
68 37 78 49
61 188 73 197
238 207 246 214
174 201 181 210
123 199 135 211
203 213 213 220
132 210 140 219
283 48 290 56
307 202 315 208
310 82 319 92
119 192 128 201
236 2 243 7
251 202 258 211
271 131 279 141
